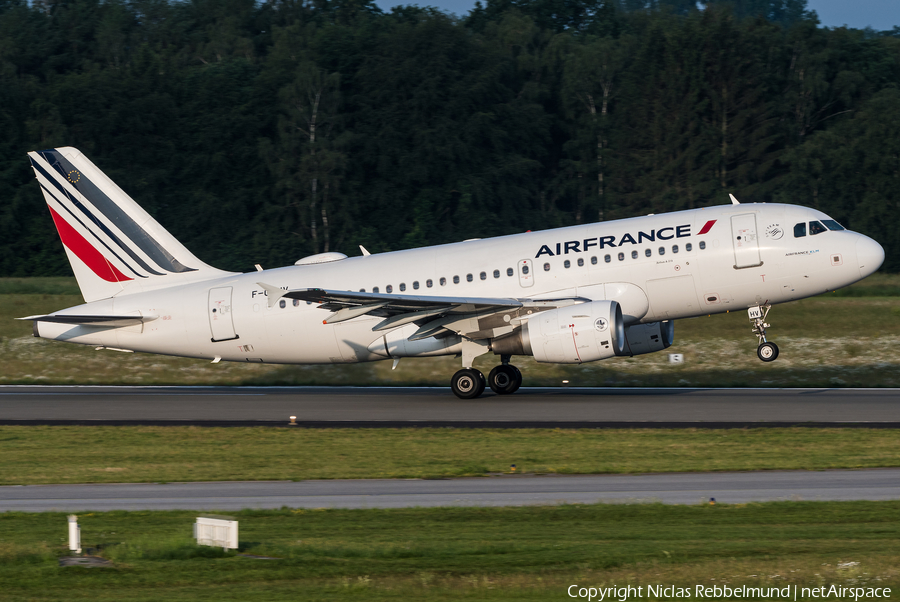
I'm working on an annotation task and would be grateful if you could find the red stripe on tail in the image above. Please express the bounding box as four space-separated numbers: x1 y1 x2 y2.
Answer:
48 207 132 283
697 220 717 235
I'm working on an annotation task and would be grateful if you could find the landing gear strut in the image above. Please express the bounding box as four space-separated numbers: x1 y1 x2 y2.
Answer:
749 304 779 362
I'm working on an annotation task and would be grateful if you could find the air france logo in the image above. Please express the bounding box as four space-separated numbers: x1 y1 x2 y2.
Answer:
594 317 609 332
534 221 714 258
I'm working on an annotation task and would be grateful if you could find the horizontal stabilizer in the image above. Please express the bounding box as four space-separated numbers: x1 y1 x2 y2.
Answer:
18 314 157 328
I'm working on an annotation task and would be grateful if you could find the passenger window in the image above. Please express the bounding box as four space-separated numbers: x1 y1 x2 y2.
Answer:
293 299 300 306
440 278 446 286
453 275 460 284
604 254 611 263
386 285 393 293
822 219 845 231
399 283 406 292
645 249 652 257
359 289 365 293
793 223 806 238
544 263 550 271
632 250 638 259
480 272 486 280
493 269 500 278
577 258 584 267
686 243 692 252
809 221 827 235
279 299 286 309
591 256 598 265
426 279 433 288
507 268 514 277
618 252 624 261
373 286 380 293
699 241 706 250
522 265 530 275
564 260 571 269
413 281 419 290
658 246 665 256
672 245 679 254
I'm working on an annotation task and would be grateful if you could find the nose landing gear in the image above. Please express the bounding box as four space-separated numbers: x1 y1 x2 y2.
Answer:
749 304 779 362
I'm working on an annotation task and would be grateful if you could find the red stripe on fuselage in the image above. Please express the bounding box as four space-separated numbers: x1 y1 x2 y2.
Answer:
48 206 132 282
697 220 717 235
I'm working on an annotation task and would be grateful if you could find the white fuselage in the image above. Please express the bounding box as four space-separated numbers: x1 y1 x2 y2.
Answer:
36 203 880 364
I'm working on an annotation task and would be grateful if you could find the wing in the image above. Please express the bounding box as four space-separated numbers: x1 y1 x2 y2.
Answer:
257 282 579 341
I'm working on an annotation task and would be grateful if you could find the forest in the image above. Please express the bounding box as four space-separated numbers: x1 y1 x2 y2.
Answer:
1 0 899 275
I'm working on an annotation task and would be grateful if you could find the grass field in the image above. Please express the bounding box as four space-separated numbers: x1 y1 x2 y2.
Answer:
3 278 899 600
1 275 899 387
1 502 897 601
1 426 899 485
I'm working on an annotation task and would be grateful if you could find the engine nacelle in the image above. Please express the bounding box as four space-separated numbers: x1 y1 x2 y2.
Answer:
492 300 625 364
623 320 674 356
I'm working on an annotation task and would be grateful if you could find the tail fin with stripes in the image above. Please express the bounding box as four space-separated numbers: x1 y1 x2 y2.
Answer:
28 147 229 302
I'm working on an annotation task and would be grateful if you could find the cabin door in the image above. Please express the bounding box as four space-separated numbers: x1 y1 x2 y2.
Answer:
208 287 239 342
731 213 762 269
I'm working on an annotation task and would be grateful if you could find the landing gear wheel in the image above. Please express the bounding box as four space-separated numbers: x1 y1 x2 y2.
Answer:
509 365 522 394
451 368 486 399
488 365 521 395
757 342 779 362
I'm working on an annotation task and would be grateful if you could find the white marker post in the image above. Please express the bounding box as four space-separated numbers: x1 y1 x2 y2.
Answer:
67 515 81 554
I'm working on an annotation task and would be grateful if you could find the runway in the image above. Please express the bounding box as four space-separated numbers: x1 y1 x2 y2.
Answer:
1 469 897 512
0 386 898 427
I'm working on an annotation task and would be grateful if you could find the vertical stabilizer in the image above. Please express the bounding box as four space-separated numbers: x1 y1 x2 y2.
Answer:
28 147 231 302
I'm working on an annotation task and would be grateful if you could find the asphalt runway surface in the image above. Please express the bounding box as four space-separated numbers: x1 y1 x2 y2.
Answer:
0 386 898 427
1 469 897 512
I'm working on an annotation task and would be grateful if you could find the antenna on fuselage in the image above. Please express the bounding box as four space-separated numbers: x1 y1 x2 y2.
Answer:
729 194 741 205
359 245 371 257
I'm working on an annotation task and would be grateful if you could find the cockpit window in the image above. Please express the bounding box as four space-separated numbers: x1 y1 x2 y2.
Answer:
809 220 827 235
793 223 806 238
822 219 845 231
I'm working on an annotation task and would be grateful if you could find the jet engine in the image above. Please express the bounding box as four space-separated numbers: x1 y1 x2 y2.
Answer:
622 320 674 356
491 300 625 363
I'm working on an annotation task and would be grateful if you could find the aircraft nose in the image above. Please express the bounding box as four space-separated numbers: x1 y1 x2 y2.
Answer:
856 235 885 279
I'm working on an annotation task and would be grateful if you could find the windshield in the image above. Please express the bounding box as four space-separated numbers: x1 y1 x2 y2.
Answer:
809 221 827 235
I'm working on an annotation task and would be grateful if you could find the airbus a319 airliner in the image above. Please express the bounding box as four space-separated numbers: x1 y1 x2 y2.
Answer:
21 147 885 398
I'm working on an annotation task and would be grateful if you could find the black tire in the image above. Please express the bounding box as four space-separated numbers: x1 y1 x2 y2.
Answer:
757 342 779 362
451 368 486 399
488 365 520 395
509 365 522 394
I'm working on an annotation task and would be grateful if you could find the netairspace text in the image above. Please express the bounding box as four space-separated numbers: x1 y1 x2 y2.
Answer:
567 584 892 601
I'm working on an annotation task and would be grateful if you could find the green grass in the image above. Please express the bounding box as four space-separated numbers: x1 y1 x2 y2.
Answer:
1 427 899 485
0 503 898 601
1 277 899 387
0 277 82 296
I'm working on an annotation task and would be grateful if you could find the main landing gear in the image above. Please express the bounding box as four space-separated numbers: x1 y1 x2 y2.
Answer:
749 304 779 362
450 354 522 399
